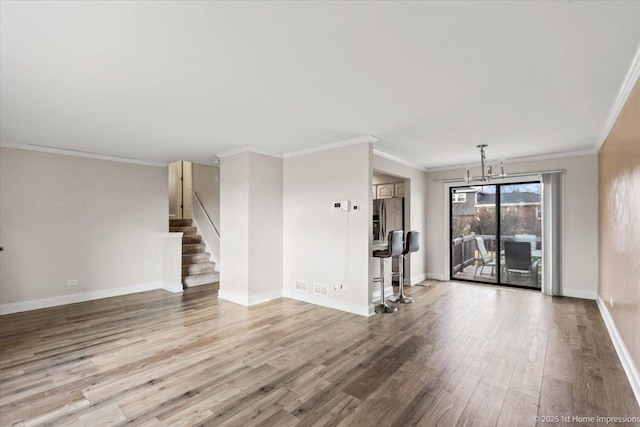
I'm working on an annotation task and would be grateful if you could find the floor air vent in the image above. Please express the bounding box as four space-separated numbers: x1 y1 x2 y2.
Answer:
295 279 308 293
313 282 329 297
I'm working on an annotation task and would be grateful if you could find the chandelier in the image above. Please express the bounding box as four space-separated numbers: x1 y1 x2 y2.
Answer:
438 144 566 184
465 144 505 183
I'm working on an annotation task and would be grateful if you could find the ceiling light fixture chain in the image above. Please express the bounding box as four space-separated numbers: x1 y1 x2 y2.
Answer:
465 144 505 183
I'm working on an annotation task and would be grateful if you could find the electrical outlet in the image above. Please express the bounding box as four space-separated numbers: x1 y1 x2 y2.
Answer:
68 280 78 286
609 297 614 307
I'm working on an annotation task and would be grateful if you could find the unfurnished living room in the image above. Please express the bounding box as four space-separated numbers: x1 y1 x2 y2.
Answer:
0 1 639 426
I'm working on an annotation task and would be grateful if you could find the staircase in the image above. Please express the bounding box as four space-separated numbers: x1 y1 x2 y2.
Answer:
169 218 219 288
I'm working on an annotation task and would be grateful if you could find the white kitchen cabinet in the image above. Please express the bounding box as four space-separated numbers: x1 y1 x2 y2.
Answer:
376 184 394 199
395 183 405 197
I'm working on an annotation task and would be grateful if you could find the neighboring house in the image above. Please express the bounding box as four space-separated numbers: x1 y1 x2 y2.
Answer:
450 189 480 237
476 191 542 236
452 189 542 238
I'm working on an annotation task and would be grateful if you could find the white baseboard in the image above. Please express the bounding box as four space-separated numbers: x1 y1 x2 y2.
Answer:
596 295 640 407
562 288 597 300
248 289 283 306
0 281 165 315
411 273 429 285
218 288 282 307
283 289 370 317
162 282 184 293
426 273 447 281
217 289 249 306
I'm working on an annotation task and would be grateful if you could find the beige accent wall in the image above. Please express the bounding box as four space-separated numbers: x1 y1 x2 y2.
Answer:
0 147 168 305
599 79 640 370
425 153 599 297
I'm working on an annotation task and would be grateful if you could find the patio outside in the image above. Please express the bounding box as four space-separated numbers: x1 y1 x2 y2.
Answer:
451 183 542 288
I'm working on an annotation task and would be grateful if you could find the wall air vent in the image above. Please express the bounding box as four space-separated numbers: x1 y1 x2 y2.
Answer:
313 282 330 297
295 279 308 293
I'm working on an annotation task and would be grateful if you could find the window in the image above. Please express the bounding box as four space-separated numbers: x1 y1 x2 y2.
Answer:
452 193 467 203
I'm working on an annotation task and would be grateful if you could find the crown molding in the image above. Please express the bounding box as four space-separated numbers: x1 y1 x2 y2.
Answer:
283 135 377 159
215 135 377 160
597 42 640 151
502 147 598 164
216 145 283 159
0 142 168 167
372 149 428 172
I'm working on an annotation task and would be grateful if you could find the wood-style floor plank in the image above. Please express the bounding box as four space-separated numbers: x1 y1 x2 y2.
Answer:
1 281 638 426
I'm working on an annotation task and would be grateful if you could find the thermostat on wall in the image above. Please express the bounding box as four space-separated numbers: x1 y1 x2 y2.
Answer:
332 200 350 212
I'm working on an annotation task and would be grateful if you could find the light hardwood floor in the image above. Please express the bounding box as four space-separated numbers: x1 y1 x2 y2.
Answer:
1 281 638 426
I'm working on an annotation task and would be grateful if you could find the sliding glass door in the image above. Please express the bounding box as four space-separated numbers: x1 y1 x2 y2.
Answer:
450 182 542 289
451 186 498 284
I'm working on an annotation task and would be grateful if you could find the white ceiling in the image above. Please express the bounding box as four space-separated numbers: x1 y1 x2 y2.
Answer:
1 1 639 168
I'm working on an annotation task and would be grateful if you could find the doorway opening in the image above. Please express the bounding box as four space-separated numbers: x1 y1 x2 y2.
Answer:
168 161 192 219
372 171 409 286
450 181 542 289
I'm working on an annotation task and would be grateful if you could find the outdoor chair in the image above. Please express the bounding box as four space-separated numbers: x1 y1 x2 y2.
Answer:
474 236 496 278
515 234 537 253
504 240 539 286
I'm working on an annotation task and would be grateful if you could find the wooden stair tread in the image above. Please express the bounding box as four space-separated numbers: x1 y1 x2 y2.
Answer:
182 272 217 278
183 262 215 267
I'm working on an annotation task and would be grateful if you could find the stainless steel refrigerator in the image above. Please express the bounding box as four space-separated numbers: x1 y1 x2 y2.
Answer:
373 197 405 284
373 198 404 243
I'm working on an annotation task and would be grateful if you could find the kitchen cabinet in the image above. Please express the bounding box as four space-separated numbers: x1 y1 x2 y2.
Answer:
376 184 395 199
372 182 405 199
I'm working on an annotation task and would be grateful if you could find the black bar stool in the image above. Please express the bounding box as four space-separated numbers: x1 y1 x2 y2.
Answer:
373 230 404 314
389 230 420 304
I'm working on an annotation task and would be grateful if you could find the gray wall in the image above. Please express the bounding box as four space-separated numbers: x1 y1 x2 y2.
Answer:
283 142 372 315
425 153 599 298
0 147 168 306
219 152 283 305
192 163 220 230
